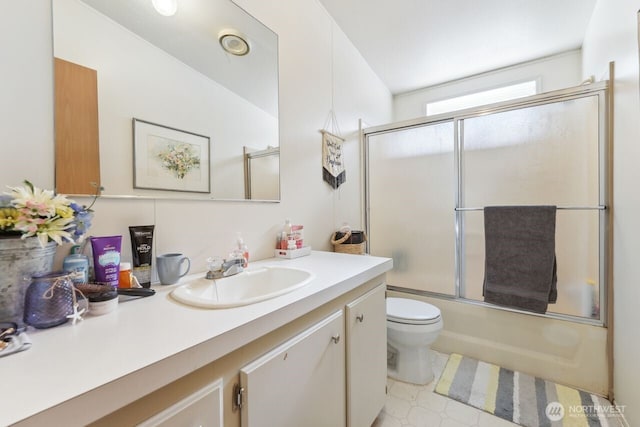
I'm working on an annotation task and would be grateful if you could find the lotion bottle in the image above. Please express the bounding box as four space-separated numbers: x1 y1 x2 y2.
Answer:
282 219 293 249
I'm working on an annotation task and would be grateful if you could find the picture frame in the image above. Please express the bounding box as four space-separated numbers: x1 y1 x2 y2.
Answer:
133 118 211 193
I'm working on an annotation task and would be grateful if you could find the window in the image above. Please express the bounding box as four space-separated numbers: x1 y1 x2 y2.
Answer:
425 80 538 116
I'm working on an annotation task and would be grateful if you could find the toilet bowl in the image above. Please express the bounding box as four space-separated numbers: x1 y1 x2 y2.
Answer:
386 297 443 385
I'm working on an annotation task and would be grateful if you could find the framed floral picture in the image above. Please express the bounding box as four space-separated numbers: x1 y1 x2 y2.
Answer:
133 118 210 193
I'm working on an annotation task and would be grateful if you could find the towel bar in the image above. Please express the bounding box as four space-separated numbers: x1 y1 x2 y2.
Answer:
454 205 607 212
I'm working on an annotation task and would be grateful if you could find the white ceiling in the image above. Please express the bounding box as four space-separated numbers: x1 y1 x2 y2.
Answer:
319 0 597 95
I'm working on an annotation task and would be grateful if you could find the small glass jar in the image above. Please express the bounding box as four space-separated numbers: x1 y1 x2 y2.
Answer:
23 272 74 329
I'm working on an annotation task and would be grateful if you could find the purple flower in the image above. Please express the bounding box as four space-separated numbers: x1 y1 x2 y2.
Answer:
70 202 84 213
69 210 93 240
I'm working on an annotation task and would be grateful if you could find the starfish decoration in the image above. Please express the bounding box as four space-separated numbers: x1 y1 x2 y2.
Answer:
66 303 86 325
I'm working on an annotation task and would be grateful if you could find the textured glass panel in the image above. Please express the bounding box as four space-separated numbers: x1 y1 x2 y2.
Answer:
368 122 455 295
463 96 599 207
461 95 601 319
463 210 600 319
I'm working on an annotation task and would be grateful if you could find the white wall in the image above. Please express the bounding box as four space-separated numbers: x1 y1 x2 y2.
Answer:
393 50 583 122
0 1 392 279
0 1 54 187
582 0 640 423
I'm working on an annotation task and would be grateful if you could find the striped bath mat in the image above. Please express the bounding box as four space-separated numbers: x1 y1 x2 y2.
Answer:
435 353 620 427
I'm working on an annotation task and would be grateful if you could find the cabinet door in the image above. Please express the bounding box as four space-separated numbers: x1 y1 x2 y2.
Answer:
240 310 345 427
346 284 387 427
137 378 223 427
54 58 101 195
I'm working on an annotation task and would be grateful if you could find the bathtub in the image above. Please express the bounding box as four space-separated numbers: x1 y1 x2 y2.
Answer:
387 290 608 395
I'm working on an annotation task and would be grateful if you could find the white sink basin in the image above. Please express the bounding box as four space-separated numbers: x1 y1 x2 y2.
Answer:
171 266 315 308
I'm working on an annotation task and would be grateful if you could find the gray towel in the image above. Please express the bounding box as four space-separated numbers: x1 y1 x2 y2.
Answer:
483 206 557 314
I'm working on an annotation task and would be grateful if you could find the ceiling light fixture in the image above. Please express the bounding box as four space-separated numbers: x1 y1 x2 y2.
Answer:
218 29 250 56
152 0 178 17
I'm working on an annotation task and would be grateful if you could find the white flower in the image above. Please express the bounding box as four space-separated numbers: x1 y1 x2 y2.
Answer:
2 180 95 247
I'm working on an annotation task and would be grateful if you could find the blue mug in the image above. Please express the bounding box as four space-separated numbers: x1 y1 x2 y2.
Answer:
156 253 190 285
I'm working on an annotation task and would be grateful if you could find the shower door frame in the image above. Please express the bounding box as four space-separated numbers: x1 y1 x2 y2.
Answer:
363 81 610 326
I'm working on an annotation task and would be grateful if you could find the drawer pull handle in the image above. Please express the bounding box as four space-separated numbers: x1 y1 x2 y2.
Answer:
356 314 364 323
331 334 340 344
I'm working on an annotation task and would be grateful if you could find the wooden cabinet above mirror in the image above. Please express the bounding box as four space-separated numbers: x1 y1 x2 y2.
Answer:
54 58 101 195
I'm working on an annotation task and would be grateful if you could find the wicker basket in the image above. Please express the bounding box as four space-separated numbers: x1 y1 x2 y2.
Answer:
330 230 367 255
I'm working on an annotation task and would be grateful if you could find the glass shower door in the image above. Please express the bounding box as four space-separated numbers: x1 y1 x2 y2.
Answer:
460 96 601 318
366 121 456 296
364 83 607 323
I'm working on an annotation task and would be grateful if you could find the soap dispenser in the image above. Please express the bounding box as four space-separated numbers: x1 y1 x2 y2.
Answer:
236 233 249 268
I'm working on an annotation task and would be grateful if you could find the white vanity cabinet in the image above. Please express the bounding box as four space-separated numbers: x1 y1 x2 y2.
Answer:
240 310 346 427
238 283 388 427
346 284 387 427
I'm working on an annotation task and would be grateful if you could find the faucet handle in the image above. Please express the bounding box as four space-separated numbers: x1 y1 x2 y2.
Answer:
207 256 223 272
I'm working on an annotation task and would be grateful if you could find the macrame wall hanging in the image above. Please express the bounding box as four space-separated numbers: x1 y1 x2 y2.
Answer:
321 23 346 190
321 120 345 189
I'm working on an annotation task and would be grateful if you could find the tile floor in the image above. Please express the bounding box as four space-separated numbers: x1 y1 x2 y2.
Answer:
372 351 625 427
373 351 518 427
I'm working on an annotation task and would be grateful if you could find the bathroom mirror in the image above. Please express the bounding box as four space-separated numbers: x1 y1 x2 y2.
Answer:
53 0 279 201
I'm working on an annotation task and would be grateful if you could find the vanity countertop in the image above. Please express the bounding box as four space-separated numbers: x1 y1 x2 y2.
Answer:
2 251 392 426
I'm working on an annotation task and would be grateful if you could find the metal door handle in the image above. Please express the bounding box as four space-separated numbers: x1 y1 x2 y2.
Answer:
331 334 340 344
356 314 364 323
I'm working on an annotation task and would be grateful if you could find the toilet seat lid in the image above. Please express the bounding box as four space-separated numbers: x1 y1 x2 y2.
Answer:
387 297 441 325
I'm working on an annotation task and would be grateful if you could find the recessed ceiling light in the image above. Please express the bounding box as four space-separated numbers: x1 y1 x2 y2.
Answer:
219 29 250 56
152 0 177 17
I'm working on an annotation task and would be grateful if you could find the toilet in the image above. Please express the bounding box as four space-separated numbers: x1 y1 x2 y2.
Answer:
386 297 443 385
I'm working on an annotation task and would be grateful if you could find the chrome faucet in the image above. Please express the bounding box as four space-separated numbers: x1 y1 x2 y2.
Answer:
205 257 244 279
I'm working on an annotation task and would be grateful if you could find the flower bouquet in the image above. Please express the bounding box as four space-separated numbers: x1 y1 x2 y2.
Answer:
0 181 101 325
0 180 99 247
